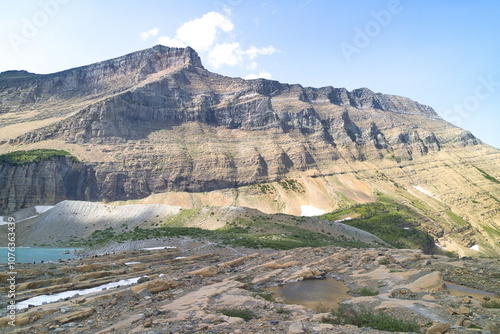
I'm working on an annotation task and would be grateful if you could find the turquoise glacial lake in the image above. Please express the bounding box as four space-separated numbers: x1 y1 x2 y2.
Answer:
0 247 82 263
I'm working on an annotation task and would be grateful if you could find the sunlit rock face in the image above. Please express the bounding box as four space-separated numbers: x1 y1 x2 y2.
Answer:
0 46 499 255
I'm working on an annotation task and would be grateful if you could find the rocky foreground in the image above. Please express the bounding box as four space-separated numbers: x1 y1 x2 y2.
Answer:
0 239 499 334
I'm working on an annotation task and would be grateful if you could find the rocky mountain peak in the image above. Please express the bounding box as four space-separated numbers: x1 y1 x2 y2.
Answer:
0 46 203 113
115 45 204 72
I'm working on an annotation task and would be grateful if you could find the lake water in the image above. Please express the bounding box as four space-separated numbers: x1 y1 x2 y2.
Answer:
445 282 500 302
265 278 351 311
0 247 82 263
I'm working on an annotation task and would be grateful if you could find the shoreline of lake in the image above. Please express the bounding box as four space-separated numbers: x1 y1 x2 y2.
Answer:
0 247 82 264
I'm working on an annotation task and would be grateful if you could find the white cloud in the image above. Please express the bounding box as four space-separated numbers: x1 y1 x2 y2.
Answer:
140 27 159 41
157 11 233 51
243 45 277 60
208 42 242 68
208 43 277 69
243 71 272 80
157 36 185 48
155 11 276 77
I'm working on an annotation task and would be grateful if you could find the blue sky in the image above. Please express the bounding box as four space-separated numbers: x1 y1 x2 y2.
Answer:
1 0 499 148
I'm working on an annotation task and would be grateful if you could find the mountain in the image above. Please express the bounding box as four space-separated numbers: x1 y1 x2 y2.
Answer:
0 45 499 256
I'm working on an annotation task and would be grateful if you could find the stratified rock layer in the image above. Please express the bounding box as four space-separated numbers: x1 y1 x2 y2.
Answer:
0 45 499 255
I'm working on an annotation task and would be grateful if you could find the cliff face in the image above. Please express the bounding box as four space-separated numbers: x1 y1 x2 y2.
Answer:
0 157 98 213
0 46 499 256
0 46 202 129
6 76 449 197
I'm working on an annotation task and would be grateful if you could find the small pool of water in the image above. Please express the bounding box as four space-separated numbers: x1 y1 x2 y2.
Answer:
445 282 500 302
265 278 351 311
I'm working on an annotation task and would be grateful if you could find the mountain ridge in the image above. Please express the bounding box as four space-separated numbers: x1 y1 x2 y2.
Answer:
0 45 498 256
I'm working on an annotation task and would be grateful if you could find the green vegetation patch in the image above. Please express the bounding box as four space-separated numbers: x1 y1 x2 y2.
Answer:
480 224 500 238
320 198 434 251
0 70 40 81
444 210 468 227
474 167 500 184
218 308 256 320
482 300 500 309
162 208 200 227
277 178 304 192
350 287 379 296
255 183 274 194
0 149 78 165
88 227 115 244
68 213 376 250
251 291 275 302
322 304 420 332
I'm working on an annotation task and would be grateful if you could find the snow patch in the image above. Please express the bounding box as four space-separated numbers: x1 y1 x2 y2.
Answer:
300 205 325 217
142 246 177 251
16 277 142 309
334 217 352 223
0 206 55 225
470 245 480 251
16 215 38 223
125 262 141 265
0 215 38 224
413 185 433 197
35 205 55 214
239 92 259 99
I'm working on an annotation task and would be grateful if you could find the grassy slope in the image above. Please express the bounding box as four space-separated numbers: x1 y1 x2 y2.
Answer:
62 209 383 250
61 199 434 252
320 196 435 253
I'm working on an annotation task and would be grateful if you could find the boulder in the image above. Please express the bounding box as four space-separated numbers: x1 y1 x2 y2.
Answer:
137 276 150 284
54 307 95 324
405 271 446 293
261 260 300 269
189 265 221 277
251 269 283 285
220 253 260 268
458 306 472 315
288 321 305 334
131 279 177 294
0 308 57 327
286 267 322 281
137 288 152 299
426 322 450 334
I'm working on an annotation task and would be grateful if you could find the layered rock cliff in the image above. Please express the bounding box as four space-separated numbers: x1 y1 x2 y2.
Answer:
0 157 98 213
1 45 499 256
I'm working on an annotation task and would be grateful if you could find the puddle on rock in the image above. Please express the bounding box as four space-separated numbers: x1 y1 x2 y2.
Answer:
445 282 500 302
265 278 351 311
